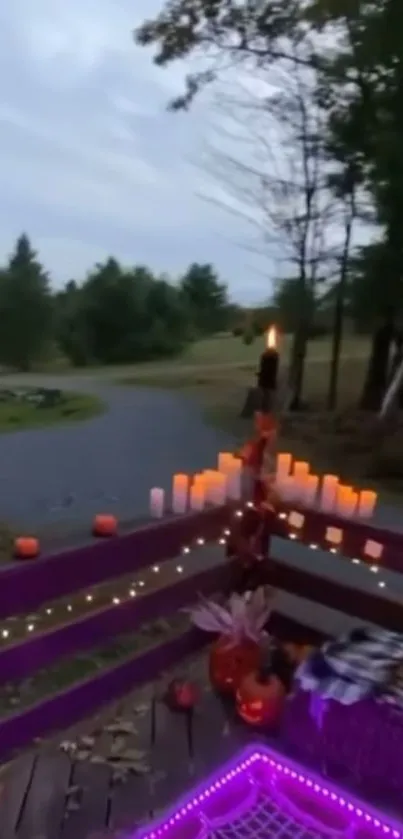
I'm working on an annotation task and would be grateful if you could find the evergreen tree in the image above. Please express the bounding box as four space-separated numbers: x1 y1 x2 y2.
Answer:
0 234 52 370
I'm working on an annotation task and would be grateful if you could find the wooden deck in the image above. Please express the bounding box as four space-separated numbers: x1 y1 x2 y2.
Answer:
0 652 249 839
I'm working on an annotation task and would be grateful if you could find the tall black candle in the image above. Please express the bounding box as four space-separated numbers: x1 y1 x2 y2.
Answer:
257 326 279 390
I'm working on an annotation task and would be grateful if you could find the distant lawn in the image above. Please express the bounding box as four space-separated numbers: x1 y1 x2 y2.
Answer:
0 389 104 434
117 333 370 437
118 333 403 502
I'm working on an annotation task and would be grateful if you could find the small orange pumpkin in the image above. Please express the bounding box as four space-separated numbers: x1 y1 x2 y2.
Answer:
236 669 286 726
209 635 261 694
14 536 40 559
92 514 118 537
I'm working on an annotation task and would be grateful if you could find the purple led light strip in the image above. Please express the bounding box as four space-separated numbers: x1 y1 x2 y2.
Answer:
133 744 403 839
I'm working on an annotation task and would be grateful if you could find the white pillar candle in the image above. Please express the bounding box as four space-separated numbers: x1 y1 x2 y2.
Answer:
357 490 377 519
150 487 165 518
303 475 319 507
276 452 292 482
226 461 242 500
206 471 227 505
172 474 189 514
278 476 297 502
320 475 339 513
190 477 205 511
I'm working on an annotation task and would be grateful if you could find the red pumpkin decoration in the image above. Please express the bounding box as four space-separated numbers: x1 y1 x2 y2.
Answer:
209 636 261 694
14 536 40 559
164 679 199 711
92 514 118 537
236 670 286 726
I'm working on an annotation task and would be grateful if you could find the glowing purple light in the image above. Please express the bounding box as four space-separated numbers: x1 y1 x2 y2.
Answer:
134 744 403 839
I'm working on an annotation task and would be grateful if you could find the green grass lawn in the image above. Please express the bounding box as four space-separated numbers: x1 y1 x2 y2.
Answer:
117 332 403 502
0 390 104 433
117 332 370 437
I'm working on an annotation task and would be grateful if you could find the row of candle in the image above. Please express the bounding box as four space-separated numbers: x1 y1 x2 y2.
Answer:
275 453 377 519
149 452 244 518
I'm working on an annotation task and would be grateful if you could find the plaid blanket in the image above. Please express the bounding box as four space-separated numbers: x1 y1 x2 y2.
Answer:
295 626 403 707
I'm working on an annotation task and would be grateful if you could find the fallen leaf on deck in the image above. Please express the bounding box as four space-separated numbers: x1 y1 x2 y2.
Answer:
60 741 76 753
66 799 81 812
80 736 95 747
133 704 149 716
111 720 137 734
76 750 91 761
105 722 131 734
110 737 127 756
121 748 147 761
112 769 128 784
67 785 82 796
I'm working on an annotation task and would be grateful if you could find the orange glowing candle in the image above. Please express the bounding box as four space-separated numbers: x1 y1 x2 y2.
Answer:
320 475 339 513
190 477 205 511
303 475 319 506
218 452 233 472
293 461 309 502
358 490 377 519
276 452 292 478
172 473 189 514
336 485 357 517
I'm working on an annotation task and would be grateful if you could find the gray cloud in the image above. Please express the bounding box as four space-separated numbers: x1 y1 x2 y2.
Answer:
0 0 274 303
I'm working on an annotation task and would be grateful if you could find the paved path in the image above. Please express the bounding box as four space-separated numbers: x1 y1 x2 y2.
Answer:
0 374 233 530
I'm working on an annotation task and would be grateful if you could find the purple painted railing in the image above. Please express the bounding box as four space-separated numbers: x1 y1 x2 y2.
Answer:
0 564 229 683
3 493 403 815
0 505 235 619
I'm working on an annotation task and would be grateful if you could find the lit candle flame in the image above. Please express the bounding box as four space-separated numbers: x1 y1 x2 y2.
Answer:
266 325 277 350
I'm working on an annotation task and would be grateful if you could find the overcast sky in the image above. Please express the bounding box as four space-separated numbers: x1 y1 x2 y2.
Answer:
0 0 278 304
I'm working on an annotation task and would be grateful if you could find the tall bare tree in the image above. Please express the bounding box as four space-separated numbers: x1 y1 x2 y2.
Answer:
197 53 340 407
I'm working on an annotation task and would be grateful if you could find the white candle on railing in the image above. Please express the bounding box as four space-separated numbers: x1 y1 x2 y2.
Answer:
276 452 292 480
150 487 165 518
172 473 189 514
190 475 206 510
279 476 296 502
320 475 338 513
218 452 233 472
226 458 243 500
357 490 377 519
337 486 358 518
303 475 319 507
213 473 226 505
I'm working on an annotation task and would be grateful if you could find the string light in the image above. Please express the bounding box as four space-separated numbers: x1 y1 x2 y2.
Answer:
0 499 391 645
0 522 230 642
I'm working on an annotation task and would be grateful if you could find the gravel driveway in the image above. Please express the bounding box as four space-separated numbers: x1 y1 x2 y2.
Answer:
0 375 233 530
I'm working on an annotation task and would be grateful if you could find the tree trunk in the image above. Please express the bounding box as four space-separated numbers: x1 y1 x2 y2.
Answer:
327 207 353 411
288 327 307 410
360 319 395 410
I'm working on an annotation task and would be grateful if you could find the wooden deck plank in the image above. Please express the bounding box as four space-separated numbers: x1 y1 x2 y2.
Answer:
148 693 192 815
108 688 154 832
0 754 37 839
191 687 246 778
16 750 72 839
60 760 111 839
